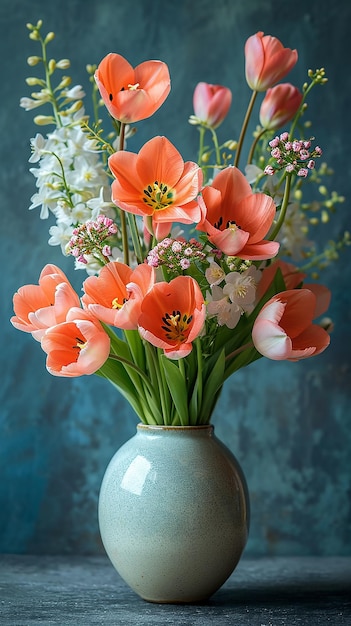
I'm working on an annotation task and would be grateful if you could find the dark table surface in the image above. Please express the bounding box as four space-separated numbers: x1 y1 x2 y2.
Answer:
0 554 350 625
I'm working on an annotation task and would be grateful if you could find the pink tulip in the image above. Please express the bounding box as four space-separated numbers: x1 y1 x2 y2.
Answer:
193 82 232 128
259 83 303 130
11 264 80 341
252 289 331 361
41 308 110 377
245 32 298 92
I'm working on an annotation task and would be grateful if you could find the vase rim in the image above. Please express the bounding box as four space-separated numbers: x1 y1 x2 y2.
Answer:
137 423 213 432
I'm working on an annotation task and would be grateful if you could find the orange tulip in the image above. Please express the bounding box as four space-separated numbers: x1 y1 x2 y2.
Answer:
95 53 170 123
81 261 155 330
197 167 279 259
138 276 206 359
41 308 110 377
252 289 331 361
245 32 298 92
259 83 303 130
11 264 80 341
109 136 203 235
193 82 232 128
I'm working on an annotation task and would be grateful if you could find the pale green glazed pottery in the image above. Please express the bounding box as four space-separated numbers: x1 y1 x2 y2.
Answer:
98 424 249 603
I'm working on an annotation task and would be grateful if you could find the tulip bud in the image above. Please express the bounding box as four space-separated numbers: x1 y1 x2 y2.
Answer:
193 82 232 129
259 83 303 130
245 31 298 92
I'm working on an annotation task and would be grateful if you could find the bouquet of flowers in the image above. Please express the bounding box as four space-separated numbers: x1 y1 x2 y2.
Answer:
10 20 349 426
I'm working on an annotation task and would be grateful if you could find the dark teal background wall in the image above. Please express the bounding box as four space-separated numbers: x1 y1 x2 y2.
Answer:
1 0 350 556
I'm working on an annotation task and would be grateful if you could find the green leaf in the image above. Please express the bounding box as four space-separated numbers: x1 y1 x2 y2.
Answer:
161 356 189 425
199 349 225 423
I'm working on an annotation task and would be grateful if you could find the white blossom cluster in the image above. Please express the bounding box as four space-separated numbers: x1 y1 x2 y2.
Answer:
205 262 262 329
27 108 117 272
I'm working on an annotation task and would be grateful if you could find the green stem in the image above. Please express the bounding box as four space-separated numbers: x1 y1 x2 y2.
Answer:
127 213 144 263
247 127 268 165
157 349 172 422
269 172 292 241
39 33 62 127
209 127 221 166
143 343 164 424
225 340 254 363
117 122 129 266
198 126 206 165
107 353 155 397
234 90 258 168
195 337 203 414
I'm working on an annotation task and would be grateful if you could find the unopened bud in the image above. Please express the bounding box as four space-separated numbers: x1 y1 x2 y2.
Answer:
223 140 238 151
64 100 84 114
29 31 40 41
56 76 72 90
27 55 41 66
33 114 55 125
320 317 334 333
44 32 55 44
26 77 45 86
48 59 56 74
56 58 71 69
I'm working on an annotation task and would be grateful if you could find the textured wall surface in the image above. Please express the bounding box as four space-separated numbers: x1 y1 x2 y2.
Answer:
1 0 350 556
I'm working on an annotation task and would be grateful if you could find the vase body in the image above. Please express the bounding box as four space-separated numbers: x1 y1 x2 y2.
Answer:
98 424 249 603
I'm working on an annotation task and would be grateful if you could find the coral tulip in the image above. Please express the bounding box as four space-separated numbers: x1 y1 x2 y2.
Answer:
138 276 206 359
108 136 203 235
95 53 170 123
259 83 303 130
82 261 155 330
11 264 80 341
41 308 110 377
193 82 232 128
245 32 298 92
252 289 330 361
197 167 279 259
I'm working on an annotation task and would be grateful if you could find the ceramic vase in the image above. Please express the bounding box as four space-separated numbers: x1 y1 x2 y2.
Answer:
98 424 249 603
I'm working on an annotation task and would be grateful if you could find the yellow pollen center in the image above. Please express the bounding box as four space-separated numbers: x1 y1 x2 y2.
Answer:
235 285 248 298
161 310 193 342
75 337 86 351
128 82 140 90
228 222 238 232
112 297 124 309
143 181 175 211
